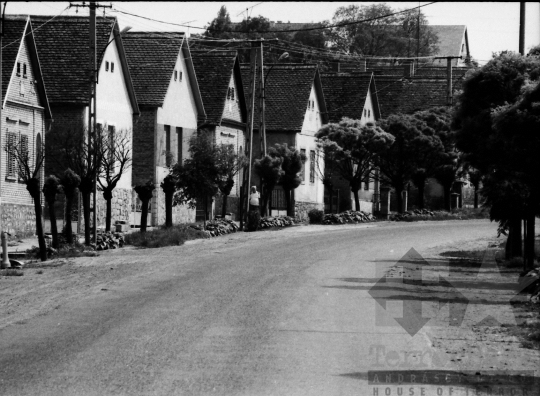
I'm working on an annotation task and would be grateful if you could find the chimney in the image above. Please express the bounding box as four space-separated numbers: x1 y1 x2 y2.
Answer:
403 61 415 77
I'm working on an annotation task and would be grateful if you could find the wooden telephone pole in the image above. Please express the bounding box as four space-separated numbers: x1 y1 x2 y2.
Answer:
519 2 526 55
435 56 462 106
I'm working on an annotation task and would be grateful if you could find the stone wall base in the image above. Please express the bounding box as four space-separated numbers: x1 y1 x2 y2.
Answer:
214 194 240 220
0 202 39 237
294 201 323 223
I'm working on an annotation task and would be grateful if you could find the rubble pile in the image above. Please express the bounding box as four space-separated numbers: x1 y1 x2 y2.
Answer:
390 209 435 221
95 231 125 250
258 216 295 229
322 210 375 225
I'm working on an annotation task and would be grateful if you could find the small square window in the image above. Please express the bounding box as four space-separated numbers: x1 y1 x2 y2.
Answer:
105 61 109 72
16 62 21 76
111 62 115 73
174 70 178 81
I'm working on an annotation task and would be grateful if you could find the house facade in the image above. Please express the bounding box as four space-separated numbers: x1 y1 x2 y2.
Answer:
124 32 205 227
191 50 246 221
240 64 328 221
320 72 381 214
31 15 139 231
1 16 52 236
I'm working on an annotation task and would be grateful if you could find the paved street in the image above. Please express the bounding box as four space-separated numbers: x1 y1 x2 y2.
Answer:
0 220 537 395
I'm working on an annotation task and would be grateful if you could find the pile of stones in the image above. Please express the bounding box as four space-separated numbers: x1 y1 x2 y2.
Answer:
322 210 375 225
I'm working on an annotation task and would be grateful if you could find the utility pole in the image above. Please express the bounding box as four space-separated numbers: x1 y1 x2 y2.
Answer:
0 3 4 208
519 2 526 55
257 42 266 157
435 56 461 107
89 1 97 244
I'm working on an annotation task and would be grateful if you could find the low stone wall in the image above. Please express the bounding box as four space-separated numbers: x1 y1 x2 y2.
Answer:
94 188 132 229
0 202 39 237
214 194 240 221
294 201 323 223
152 188 195 226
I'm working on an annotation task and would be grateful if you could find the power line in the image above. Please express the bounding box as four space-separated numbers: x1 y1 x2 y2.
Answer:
110 2 437 34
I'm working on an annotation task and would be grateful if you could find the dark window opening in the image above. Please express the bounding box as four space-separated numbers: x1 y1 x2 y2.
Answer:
23 64 27 78
179 71 182 81
16 62 21 76
177 127 183 164
111 62 115 73
165 125 171 167
105 61 109 72
174 70 178 81
300 149 306 182
309 150 315 184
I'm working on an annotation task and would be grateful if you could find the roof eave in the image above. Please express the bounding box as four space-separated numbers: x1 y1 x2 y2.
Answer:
26 17 52 120
183 38 207 122
113 20 140 116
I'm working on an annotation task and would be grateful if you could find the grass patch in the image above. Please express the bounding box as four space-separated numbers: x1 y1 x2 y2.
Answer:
1 269 23 276
124 224 209 248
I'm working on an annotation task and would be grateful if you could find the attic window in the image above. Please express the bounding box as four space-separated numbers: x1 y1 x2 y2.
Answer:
368 109 371 118
16 62 21 76
174 70 178 81
179 71 183 82
105 61 109 72
111 62 115 73
23 64 27 78
231 87 235 100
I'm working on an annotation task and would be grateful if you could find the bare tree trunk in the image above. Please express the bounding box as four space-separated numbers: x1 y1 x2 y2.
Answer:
525 211 535 269
221 194 228 219
82 191 91 244
27 180 47 262
203 195 208 230
165 190 173 227
506 217 523 260
284 189 292 217
140 198 150 233
65 192 74 244
328 186 333 214
395 186 404 214
474 186 479 209
103 189 113 232
47 198 58 249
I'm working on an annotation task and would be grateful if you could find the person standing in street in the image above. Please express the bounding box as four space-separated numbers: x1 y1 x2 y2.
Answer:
249 186 260 212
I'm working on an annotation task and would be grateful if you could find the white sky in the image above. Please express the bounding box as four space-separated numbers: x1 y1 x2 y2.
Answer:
6 2 540 65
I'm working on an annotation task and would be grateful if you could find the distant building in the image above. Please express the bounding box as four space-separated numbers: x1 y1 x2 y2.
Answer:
1 16 52 237
429 25 470 67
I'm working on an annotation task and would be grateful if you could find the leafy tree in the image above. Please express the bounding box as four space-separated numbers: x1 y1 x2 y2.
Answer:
134 180 155 233
269 143 306 217
377 114 440 213
214 143 247 218
204 6 234 38
292 23 330 49
316 137 341 213
329 3 439 58
453 51 540 261
59 169 81 244
43 175 62 249
96 127 132 232
4 135 47 261
316 118 393 211
172 132 218 228
254 154 284 217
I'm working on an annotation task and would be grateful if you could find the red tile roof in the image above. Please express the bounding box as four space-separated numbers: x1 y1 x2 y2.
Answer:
123 32 184 107
28 15 116 105
240 64 326 132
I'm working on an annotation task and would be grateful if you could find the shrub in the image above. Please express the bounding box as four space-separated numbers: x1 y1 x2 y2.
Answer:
124 224 209 248
246 210 261 232
308 209 324 224
259 216 295 229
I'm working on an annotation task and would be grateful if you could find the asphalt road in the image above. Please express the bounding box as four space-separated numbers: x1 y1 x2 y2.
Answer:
0 220 501 395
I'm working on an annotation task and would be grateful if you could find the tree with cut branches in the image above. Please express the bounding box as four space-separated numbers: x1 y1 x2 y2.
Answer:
42 175 62 249
96 126 132 232
4 135 47 261
316 137 341 213
59 169 81 244
46 125 103 245
254 155 283 217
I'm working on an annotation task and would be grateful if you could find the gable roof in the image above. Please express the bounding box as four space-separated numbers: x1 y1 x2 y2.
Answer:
123 32 205 116
375 74 467 117
430 25 469 66
191 50 245 126
27 15 138 114
2 16 51 119
240 63 328 132
321 72 380 123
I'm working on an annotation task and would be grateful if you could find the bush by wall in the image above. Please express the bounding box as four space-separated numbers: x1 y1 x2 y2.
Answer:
308 209 324 224
323 210 375 225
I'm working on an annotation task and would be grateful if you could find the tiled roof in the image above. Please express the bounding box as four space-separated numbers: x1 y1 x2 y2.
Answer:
375 75 466 117
240 64 319 131
321 73 373 123
2 17 27 102
430 25 467 66
191 51 238 125
124 32 184 107
28 15 116 104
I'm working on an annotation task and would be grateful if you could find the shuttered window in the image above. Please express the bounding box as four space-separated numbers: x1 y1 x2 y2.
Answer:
300 149 306 183
309 150 315 184
19 134 29 180
7 132 17 178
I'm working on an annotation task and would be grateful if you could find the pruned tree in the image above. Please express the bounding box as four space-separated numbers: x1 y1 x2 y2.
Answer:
42 175 62 249
254 155 284 217
59 169 81 244
96 126 132 232
316 118 393 211
160 173 177 228
134 180 155 233
214 143 247 218
269 143 306 217
46 125 103 245
4 134 47 261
